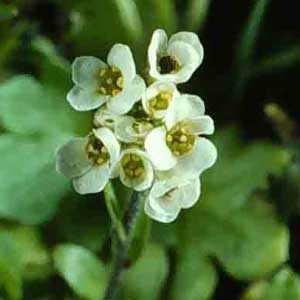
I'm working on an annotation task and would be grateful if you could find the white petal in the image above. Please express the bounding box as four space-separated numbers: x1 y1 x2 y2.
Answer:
73 164 110 194
169 32 204 66
67 85 107 111
56 137 92 178
148 29 168 79
93 127 120 165
147 181 181 220
178 178 201 209
72 56 106 89
145 199 179 223
107 44 136 84
119 149 154 191
142 81 179 118
144 127 177 171
107 75 145 115
167 41 200 83
165 94 205 129
115 116 147 144
172 137 217 179
93 106 118 128
188 115 215 135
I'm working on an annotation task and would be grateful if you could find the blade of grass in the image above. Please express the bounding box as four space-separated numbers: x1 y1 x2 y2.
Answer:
186 0 211 31
114 0 143 41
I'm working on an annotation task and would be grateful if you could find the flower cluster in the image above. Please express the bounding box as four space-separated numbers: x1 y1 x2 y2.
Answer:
56 29 217 223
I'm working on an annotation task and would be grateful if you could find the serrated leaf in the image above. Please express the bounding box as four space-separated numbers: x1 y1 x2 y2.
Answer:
244 268 300 300
123 243 168 300
53 244 107 300
171 247 217 300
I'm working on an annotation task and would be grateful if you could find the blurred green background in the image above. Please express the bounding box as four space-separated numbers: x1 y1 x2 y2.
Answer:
0 0 299 299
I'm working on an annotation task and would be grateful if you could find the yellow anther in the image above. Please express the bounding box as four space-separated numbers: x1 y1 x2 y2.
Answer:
99 69 106 77
166 135 173 142
99 87 107 95
112 88 121 96
116 77 124 88
106 78 113 85
179 135 188 142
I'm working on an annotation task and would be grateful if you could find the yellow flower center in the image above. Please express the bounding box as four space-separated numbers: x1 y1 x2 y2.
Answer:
166 122 196 157
86 134 110 165
97 66 123 96
121 153 145 180
158 55 180 74
148 91 172 115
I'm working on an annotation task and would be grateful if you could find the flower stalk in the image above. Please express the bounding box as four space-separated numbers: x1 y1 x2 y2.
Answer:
104 190 146 300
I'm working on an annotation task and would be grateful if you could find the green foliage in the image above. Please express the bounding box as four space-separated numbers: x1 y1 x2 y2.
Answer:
175 128 290 280
123 243 168 300
186 0 211 31
0 226 50 299
244 268 300 300
0 4 18 21
171 247 217 300
53 244 107 300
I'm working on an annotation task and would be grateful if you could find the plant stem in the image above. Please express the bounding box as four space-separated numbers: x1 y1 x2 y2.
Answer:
104 182 127 243
104 191 144 300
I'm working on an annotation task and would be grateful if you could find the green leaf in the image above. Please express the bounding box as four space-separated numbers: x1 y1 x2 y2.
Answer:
244 268 300 300
202 127 290 216
0 4 18 21
0 135 69 224
53 244 107 300
2 226 51 280
186 0 211 31
123 243 168 300
171 247 217 300
114 0 143 41
181 198 289 280
175 128 290 280
0 75 90 136
0 232 23 300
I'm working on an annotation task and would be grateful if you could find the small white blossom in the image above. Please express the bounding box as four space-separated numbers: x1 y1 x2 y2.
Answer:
94 105 118 129
113 148 154 191
142 81 179 119
148 29 204 83
67 44 146 114
145 94 217 180
56 127 120 194
145 177 200 223
115 116 153 144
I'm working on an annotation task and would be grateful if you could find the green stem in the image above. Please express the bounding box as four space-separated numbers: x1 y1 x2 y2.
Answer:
104 181 127 243
104 191 145 300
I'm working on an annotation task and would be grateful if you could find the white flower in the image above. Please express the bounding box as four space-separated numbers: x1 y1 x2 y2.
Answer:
145 94 217 179
142 81 180 119
67 44 146 114
94 105 118 129
114 116 153 144
145 177 200 223
56 127 120 194
148 29 204 83
113 148 154 191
